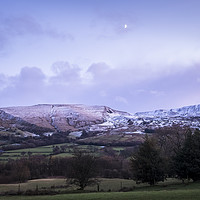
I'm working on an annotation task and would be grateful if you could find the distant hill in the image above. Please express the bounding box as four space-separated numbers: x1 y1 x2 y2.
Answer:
0 103 200 139
0 104 130 136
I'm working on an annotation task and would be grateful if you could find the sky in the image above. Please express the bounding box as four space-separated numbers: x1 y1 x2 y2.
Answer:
0 0 200 113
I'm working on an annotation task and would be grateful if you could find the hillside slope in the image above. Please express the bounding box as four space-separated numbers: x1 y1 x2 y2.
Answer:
0 103 200 138
0 104 130 135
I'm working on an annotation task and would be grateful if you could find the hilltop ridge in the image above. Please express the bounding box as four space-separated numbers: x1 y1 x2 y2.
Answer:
0 103 200 138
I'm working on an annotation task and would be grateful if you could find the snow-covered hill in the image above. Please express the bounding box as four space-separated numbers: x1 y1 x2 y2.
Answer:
0 104 130 135
133 104 200 130
135 104 200 118
0 103 200 137
90 104 200 132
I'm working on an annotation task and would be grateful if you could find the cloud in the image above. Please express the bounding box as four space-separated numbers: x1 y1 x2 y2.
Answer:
0 65 84 107
50 61 81 85
115 96 128 104
19 67 45 81
0 34 6 50
3 16 43 36
87 62 160 87
0 74 9 91
149 90 165 97
131 64 200 111
3 15 73 39
0 67 46 106
0 15 74 54
0 62 200 113
87 62 112 84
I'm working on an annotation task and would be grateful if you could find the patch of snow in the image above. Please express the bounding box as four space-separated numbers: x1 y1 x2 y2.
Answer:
69 131 82 137
99 121 114 127
43 132 54 136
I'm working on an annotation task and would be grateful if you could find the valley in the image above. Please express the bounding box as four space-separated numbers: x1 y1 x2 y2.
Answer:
0 103 200 199
0 103 200 151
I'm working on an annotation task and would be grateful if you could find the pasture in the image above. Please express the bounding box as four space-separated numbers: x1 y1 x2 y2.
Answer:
0 143 100 161
0 180 199 200
0 178 135 193
0 143 126 161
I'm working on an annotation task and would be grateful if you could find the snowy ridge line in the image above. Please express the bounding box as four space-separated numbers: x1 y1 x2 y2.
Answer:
135 104 200 118
0 104 200 137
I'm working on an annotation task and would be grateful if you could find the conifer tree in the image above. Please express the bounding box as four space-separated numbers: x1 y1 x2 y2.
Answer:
174 129 200 181
130 135 164 185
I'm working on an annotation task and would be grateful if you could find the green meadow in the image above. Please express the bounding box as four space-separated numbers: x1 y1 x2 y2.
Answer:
0 143 124 161
0 178 200 200
0 181 200 200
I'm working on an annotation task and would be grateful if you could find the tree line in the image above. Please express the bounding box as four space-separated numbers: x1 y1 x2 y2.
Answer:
131 127 200 185
0 153 131 187
0 126 200 190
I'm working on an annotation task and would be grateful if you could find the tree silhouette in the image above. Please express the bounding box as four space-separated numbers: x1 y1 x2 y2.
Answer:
174 129 200 182
130 135 164 185
67 151 97 190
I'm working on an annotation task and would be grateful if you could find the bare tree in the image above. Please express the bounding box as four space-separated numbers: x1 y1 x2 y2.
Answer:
67 151 97 190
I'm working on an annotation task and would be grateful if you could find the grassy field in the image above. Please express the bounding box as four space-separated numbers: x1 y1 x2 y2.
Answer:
0 143 90 161
0 178 199 199
0 184 200 200
0 177 192 193
0 178 136 193
0 143 125 161
79 133 144 146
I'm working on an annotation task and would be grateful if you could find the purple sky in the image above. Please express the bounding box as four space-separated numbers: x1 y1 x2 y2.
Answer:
0 0 200 113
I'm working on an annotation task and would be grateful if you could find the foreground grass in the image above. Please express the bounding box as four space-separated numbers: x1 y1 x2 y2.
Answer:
0 178 189 194
0 179 200 200
0 178 135 193
0 188 200 200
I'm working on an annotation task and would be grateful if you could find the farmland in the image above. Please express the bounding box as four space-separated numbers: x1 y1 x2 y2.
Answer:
0 128 200 200
0 178 135 193
0 143 99 161
0 142 132 161
0 178 199 200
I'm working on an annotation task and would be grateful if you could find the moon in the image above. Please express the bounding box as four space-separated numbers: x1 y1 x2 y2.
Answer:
124 24 127 29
